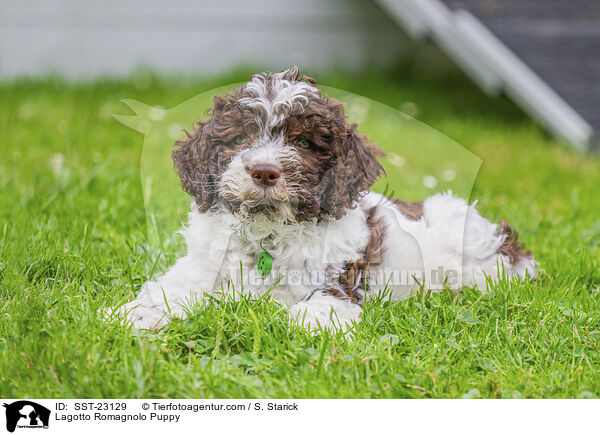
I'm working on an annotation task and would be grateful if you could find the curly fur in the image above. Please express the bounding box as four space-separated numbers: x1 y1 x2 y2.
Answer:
107 67 538 333
172 68 384 221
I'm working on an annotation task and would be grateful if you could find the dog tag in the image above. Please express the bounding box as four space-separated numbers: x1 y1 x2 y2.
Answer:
257 251 273 276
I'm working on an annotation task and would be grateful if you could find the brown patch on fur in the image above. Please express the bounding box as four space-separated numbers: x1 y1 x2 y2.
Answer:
279 93 385 220
390 198 424 221
331 206 387 304
173 68 385 221
497 220 533 264
172 90 261 212
301 75 317 85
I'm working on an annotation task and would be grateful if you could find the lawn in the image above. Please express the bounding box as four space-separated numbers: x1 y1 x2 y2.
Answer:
1 64 599 398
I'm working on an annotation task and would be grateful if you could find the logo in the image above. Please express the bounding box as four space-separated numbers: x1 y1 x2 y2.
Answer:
3 401 50 433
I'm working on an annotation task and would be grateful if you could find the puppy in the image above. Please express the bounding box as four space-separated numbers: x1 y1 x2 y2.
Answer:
109 67 537 331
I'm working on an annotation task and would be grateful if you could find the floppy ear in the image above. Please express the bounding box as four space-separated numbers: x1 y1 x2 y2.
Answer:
172 120 215 212
321 117 385 219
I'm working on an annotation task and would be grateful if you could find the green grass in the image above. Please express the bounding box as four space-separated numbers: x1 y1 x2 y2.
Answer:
1 65 599 398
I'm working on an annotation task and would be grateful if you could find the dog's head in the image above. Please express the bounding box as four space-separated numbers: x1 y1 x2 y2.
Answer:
173 67 384 222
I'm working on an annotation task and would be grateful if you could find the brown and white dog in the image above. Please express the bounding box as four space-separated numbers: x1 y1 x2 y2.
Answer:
108 67 537 331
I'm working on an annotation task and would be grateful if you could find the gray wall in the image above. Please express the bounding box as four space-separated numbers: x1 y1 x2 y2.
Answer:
446 0 600 136
0 0 410 78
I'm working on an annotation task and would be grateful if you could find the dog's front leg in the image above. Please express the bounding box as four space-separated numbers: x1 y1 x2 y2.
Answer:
108 280 172 331
289 291 362 332
107 254 214 331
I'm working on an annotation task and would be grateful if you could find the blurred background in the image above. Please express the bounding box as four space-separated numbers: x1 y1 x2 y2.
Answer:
2 0 599 251
1 0 599 149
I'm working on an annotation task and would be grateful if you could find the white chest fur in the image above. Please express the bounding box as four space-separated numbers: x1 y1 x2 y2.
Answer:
181 203 370 304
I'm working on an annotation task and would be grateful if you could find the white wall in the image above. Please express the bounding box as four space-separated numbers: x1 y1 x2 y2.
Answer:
0 0 410 78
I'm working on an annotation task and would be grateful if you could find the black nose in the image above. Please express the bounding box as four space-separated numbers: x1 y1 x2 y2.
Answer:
250 164 281 186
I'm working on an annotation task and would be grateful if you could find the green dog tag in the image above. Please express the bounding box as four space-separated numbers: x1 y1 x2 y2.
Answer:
257 251 273 276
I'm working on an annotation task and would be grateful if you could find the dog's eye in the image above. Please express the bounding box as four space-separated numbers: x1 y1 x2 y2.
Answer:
233 135 245 145
296 139 312 149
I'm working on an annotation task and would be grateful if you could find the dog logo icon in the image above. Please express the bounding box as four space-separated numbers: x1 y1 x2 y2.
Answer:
3 401 50 432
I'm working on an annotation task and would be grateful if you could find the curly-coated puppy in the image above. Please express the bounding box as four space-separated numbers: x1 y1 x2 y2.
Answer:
108 67 537 331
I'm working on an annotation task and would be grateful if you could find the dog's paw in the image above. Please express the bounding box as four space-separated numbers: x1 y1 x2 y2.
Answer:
289 293 362 333
103 300 169 331
289 303 331 331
